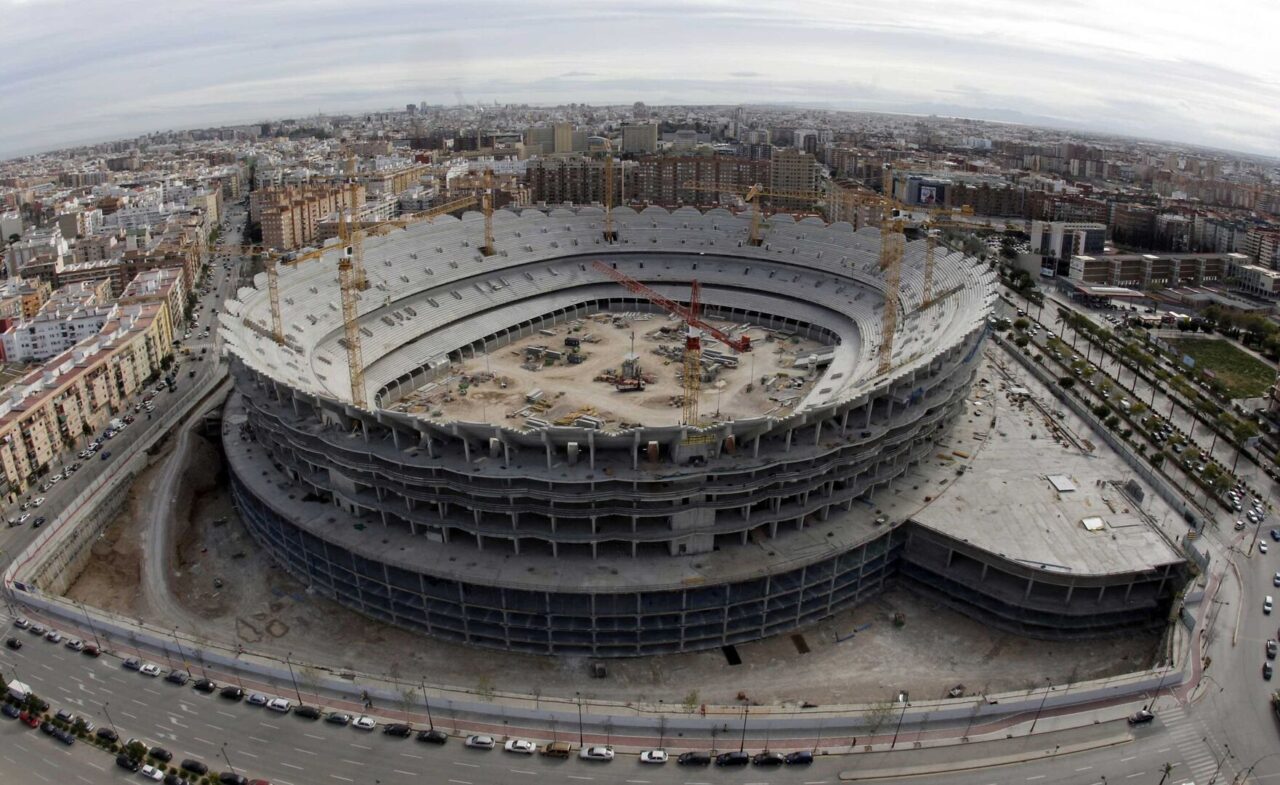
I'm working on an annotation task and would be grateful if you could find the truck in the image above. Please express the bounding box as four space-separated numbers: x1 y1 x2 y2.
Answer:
109 418 125 431
7 679 32 702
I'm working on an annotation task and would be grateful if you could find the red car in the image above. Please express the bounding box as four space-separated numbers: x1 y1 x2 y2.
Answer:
18 711 39 728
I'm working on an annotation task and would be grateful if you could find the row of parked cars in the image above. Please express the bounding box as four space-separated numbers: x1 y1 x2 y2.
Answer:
457 734 814 766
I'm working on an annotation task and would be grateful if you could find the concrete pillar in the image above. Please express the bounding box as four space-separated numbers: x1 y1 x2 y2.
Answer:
1064 584 1074 604
979 562 989 581
462 439 471 463
1024 577 1034 600
785 429 793 452
814 420 822 445
754 435 762 458
1124 580 1134 602
1097 585 1106 603
865 405 873 428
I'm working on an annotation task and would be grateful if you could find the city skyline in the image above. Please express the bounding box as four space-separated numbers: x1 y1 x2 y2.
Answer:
2 0 1277 159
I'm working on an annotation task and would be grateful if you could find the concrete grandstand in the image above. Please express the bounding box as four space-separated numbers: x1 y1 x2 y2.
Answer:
217 206 1186 657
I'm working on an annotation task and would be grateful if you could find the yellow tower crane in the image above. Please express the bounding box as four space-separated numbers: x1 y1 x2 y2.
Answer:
338 252 367 410
919 205 975 307
602 141 618 242
481 168 496 257
266 258 284 344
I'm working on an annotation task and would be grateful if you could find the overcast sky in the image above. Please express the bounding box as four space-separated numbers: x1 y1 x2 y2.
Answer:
1 0 1277 159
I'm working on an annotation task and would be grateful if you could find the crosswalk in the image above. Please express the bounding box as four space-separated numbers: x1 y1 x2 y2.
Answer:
1161 702 1231 783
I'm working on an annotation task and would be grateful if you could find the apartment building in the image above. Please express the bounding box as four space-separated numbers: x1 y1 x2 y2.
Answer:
0 280 115 362
0 298 172 498
621 124 659 155
633 155 770 206
255 184 366 250
768 148 819 208
524 157 637 205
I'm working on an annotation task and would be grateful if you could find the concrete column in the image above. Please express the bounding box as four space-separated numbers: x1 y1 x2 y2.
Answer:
814 420 822 445
1064 584 1074 604
841 408 850 434
946 549 954 569
1024 577 1034 600
785 429 793 452
865 405 873 428
588 431 596 471
754 435 761 458
979 562 989 582
1124 580 1134 602
1097 585 1106 603
462 439 471 463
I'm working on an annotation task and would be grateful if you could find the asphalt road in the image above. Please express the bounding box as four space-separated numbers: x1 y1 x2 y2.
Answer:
0 245 1278 783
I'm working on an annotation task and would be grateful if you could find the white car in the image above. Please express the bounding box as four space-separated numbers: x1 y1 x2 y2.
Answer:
44 630 62 643
12 617 29 629
139 663 161 677
139 764 164 781
266 697 292 713
639 749 668 764
352 715 376 730
32 497 45 507
65 639 84 651
579 745 615 761
504 739 536 754
1262 542 1270 554
464 735 495 749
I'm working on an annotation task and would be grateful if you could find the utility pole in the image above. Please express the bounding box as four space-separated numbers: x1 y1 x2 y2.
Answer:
220 742 238 777
420 678 434 730
738 705 749 752
576 692 584 746
890 699 910 750
102 701 120 741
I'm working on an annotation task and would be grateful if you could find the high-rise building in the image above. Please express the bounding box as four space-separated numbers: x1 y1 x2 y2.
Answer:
633 156 770 206
621 124 658 155
768 148 818 208
553 123 575 154
1030 220 1106 264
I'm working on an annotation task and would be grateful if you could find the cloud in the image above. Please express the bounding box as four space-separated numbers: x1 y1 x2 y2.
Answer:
0 0 1277 156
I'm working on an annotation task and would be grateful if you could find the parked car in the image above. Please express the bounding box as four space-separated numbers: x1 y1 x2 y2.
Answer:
325 713 351 726
5 637 21 650
218 773 248 785
265 697 291 713
165 671 189 686
1267 662 1276 680
64 638 83 651
139 663 161 677
383 723 412 738
180 759 209 776
505 739 537 754
464 735 495 749
82 643 100 657
677 751 712 766
1127 709 1155 725
293 705 320 720
639 749 668 764
579 746 614 761
0 704 20 719
352 715 376 730
716 751 750 766
219 686 244 701
116 755 141 772
785 750 815 765
96 727 119 743
140 765 164 781
416 728 448 744
150 746 173 763
44 630 62 643
752 751 786 766
193 678 217 693
246 693 268 706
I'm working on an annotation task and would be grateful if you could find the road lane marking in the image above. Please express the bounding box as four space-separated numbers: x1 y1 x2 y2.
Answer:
280 763 303 770
1126 774 1145 780
1075 767 1093 772
121 712 138 720
350 743 372 750
401 752 423 759
627 780 652 784
511 770 536 776
1027 777 1046 782
448 780 472 784
84 762 104 772
453 762 479 768
130 699 147 707
330 777 354 783
293 747 316 756
216 711 236 719
237 750 258 758
206 723 223 731
1120 756 1136 762
394 771 417 776
248 736 269 744
340 759 363 766
193 737 213 745
567 778 594 782
305 733 325 740
259 721 279 729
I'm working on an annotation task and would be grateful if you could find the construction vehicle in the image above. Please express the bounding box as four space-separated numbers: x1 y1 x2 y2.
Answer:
593 261 749 426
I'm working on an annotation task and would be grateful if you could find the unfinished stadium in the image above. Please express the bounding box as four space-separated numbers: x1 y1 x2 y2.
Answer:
217 206 1188 657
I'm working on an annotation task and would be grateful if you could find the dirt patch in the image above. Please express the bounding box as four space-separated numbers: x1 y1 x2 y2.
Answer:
64 441 175 618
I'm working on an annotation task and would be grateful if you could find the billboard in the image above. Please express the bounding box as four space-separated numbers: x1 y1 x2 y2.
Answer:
919 185 939 205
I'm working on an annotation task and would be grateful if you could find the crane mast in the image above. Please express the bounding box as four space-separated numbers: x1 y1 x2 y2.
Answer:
338 253 367 410
592 261 750 426
266 258 284 344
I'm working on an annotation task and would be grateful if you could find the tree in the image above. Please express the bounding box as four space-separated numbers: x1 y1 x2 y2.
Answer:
682 690 700 713
1013 318 1030 331
5 233 17 245
861 701 898 742
1057 377 1075 390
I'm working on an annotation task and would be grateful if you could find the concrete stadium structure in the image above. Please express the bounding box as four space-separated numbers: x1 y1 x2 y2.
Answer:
217 206 1183 657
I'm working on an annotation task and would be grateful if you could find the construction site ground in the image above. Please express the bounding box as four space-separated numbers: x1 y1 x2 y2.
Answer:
64 391 1157 708
399 311 828 429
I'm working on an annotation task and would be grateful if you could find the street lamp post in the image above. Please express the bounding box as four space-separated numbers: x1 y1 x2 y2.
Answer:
890 699 910 750
102 701 120 741
420 678 434 730
575 692 584 746
76 600 102 651
220 742 238 777
284 652 303 705
738 705 749 752
1208 742 1232 785
1028 677 1052 736
171 628 192 677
